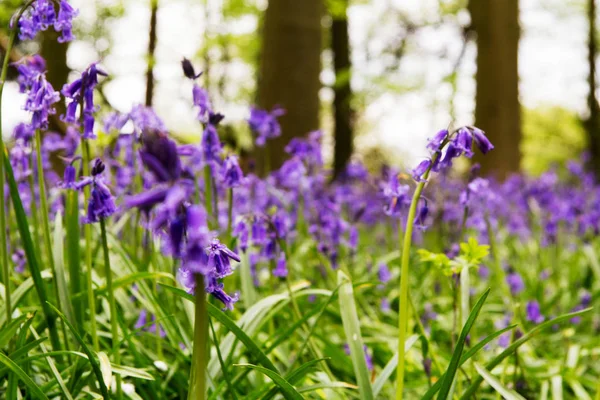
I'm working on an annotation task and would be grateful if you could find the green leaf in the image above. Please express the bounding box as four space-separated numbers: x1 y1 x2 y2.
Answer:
420 324 517 400
474 363 526 400
0 271 52 327
65 188 83 327
372 335 419 397
0 314 27 348
460 308 592 399
0 352 49 399
235 363 303 400
2 152 59 350
161 284 279 373
53 211 76 328
437 288 491 400
337 270 374 400
46 302 110 398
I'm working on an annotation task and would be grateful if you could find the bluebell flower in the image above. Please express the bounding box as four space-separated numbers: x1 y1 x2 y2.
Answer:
378 263 392 284
412 159 431 182
506 271 524 296
526 301 544 324
222 155 244 188
71 159 117 223
62 63 107 138
193 85 211 121
273 253 288 278
18 0 77 42
248 106 285 147
181 58 202 80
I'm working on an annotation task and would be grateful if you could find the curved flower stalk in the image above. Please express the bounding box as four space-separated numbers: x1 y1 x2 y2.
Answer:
395 126 493 400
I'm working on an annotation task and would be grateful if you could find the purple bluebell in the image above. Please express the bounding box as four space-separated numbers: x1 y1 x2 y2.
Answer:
273 253 288 278
193 85 211 121
69 159 117 223
470 127 494 154
181 58 202 80
62 63 107 138
506 271 525 296
426 129 449 151
222 155 244 188
248 106 285 147
18 0 78 42
382 173 410 217
14 55 59 129
412 159 431 182
378 263 392 284
525 300 544 324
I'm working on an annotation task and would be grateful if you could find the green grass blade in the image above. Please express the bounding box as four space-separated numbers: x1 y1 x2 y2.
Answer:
437 288 491 400
0 352 49 400
240 252 258 308
235 363 304 400
474 363 526 400
255 358 332 400
0 314 27 347
161 283 279 372
460 307 592 399
2 153 60 350
46 302 110 398
65 191 83 328
53 211 76 328
337 270 374 400
0 272 52 327
421 324 517 400
373 335 419 397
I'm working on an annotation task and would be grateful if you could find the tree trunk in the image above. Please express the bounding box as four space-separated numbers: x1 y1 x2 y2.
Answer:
40 29 69 132
145 0 158 107
331 1 354 179
257 0 323 174
586 0 600 175
470 0 521 179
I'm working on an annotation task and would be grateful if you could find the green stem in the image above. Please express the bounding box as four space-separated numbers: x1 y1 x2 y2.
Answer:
100 217 121 398
35 130 60 305
81 141 99 350
204 166 213 228
189 274 208 400
226 188 233 238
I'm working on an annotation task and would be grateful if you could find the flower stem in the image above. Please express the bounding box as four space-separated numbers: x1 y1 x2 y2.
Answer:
82 140 99 350
188 274 208 400
203 165 213 228
100 217 121 398
226 188 233 238
396 178 427 400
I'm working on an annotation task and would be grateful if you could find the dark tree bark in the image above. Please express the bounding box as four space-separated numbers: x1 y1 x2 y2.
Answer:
331 0 354 179
469 0 521 179
257 0 323 174
586 0 600 175
41 29 69 132
145 0 158 106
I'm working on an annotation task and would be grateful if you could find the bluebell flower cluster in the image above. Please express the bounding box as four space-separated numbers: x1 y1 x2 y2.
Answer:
18 0 78 42
248 106 285 147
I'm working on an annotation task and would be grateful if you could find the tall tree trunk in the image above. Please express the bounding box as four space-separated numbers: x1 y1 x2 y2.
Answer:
41 29 69 132
469 0 521 179
257 0 323 174
145 0 158 107
586 0 600 175
331 1 354 179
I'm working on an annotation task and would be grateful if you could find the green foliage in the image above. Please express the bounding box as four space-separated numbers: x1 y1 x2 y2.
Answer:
419 237 489 275
521 106 587 176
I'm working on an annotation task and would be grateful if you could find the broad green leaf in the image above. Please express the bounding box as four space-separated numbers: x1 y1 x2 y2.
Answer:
474 363 526 400
460 308 592 399
0 352 49 400
2 152 59 350
338 270 373 400
0 314 27 348
53 211 76 328
235 363 303 400
161 284 279 373
47 302 110 398
437 288 491 400
372 335 419 397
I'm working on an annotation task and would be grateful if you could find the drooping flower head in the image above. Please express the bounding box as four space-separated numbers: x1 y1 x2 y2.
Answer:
17 0 78 42
222 155 245 188
248 106 285 147
181 58 203 80
66 159 117 223
62 62 107 138
14 55 59 130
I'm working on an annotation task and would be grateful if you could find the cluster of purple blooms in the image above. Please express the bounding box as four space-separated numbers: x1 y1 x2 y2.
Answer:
17 0 77 42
